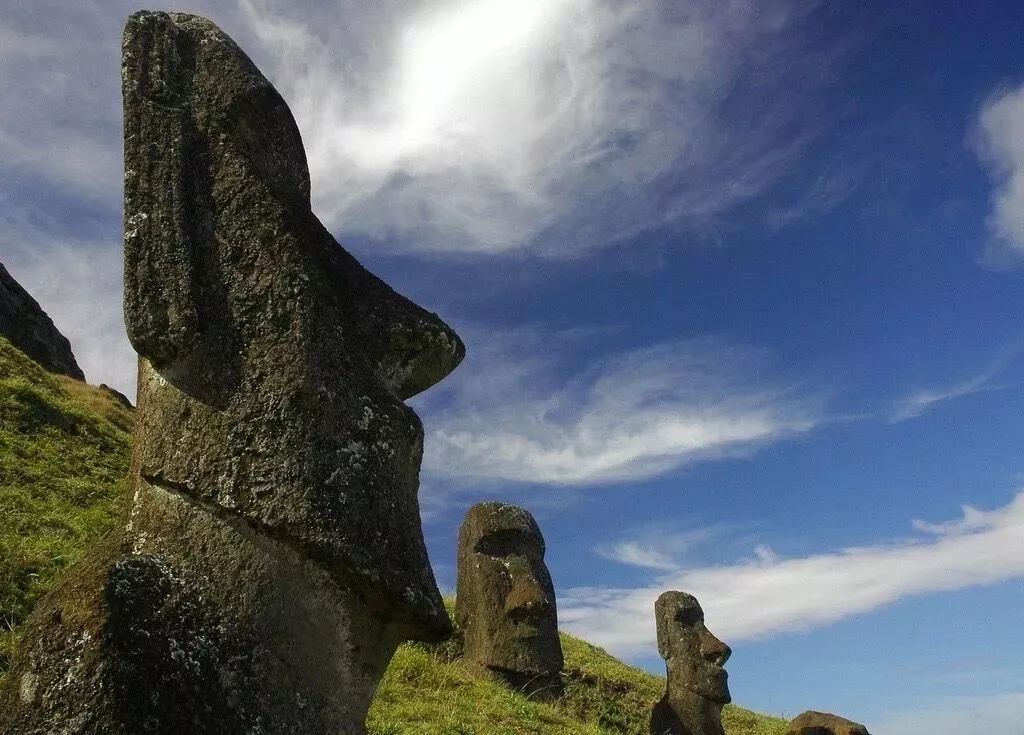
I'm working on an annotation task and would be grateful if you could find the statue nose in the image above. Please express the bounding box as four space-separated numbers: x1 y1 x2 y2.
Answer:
504 572 552 621
700 629 731 666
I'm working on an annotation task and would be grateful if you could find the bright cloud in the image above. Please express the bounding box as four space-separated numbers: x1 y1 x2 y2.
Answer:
242 0 829 255
559 493 1024 654
416 331 822 485
975 82 1024 263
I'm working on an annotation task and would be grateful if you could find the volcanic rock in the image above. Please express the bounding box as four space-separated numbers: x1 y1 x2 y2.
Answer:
650 591 732 735
0 262 84 380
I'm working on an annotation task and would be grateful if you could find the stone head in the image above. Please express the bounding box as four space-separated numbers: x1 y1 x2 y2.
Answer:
455 502 563 683
121 11 463 642
655 591 731 705
786 711 871 735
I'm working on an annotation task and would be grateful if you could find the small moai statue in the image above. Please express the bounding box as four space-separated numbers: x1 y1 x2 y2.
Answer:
650 591 732 735
786 710 871 735
455 502 564 700
0 10 463 734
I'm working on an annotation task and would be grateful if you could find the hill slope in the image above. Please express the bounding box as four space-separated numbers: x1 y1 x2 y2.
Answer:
0 336 133 674
369 623 787 735
0 336 786 734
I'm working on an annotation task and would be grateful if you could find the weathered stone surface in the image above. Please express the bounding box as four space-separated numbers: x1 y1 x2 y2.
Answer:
455 502 563 700
650 591 731 735
0 261 84 380
0 10 463 734
786 710 871 735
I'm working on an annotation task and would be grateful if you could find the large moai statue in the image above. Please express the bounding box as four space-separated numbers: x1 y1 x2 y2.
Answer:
0 10 463 735
455 502 564 700
650 591 732 735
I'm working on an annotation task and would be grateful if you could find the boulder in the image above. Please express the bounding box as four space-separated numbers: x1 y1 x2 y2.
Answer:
786 710 871 735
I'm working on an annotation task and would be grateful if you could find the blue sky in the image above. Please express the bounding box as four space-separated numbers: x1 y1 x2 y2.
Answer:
3 0 1024 731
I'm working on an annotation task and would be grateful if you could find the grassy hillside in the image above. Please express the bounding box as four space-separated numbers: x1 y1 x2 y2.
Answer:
369 621 787 735
0 336 787 734
0 336 134 676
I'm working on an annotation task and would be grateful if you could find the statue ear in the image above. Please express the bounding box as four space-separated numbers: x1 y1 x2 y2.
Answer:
122 12 200 368
654 593 673 659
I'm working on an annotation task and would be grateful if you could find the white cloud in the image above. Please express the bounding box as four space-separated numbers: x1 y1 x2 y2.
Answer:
889 348 1019 422
599 542 683 572
975 83 1024 264
416 330 822 485
876 692 1024 735
559 493 1024 654
241 0 830 255
597 527 730 571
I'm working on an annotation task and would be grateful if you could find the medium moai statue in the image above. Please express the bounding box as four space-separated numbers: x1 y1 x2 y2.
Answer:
0 10 463 735
650 591 732 735
786 711 871 735
455 502 564 699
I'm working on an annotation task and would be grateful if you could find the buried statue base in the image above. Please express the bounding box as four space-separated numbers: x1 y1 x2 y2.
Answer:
0 10 462 735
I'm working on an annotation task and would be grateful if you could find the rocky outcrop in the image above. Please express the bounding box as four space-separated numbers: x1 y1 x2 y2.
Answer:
650 591 732 735
0 262 84 380
456 502 563 700
0 10 463 734
786 710 870 735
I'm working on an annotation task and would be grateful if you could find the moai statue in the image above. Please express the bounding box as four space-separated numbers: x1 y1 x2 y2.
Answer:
786 710 871 735
0 11 463 735
455 502 564 700
650 591 732 735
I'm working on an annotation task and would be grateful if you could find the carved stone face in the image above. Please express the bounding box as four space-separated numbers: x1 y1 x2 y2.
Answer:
121 11 463 641
455 503 563 681
656 591 731 704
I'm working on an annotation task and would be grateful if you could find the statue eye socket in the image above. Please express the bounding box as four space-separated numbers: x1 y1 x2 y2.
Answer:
474 529 541 557
673 607 702 626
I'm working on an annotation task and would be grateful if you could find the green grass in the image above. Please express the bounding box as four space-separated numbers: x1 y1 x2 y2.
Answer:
0 336 134 677
367 601 788 735
0 337 786 734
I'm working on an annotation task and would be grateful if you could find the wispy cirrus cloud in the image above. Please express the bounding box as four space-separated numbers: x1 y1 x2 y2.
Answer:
241 0 835 256
889 347 1020 422
596 525 741 571
414 329 824 486
559 493 1024 654
1 0 841 259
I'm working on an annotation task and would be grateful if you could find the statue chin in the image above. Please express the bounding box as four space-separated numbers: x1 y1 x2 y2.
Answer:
681 668 730 705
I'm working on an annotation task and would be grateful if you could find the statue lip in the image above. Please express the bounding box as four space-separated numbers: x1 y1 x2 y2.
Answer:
510 629 549 642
